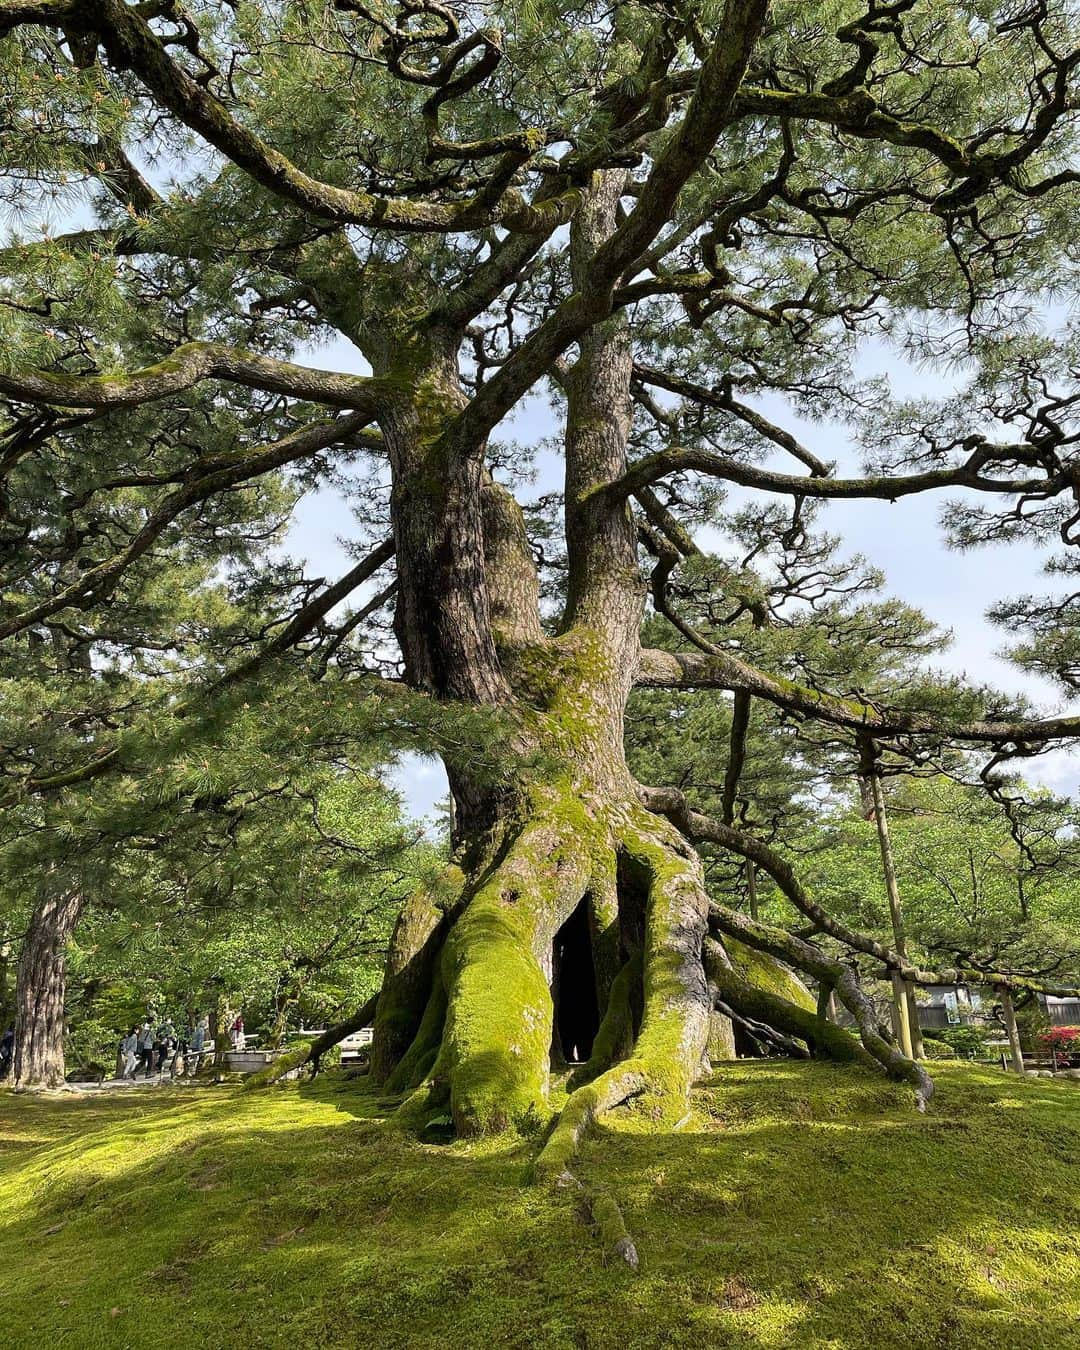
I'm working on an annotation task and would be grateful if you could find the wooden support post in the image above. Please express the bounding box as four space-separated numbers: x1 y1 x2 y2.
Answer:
868 763 924 1060
889 994 904 1046
746 859 759 921
815 981 833 1043
890 969 914 1060
905 984 925 1061
998 985 1025 1074
814 983 841 1040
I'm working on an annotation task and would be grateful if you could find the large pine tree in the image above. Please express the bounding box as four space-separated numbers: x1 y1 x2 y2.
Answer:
3 2 1080 1178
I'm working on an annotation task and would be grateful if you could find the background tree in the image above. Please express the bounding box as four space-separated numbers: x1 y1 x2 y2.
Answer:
62 771 440 1071
802 774 1080 979
0 660 449 1085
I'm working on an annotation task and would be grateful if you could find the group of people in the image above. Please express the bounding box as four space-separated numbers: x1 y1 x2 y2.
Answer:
0 1012 248 1085
115 1013 246 1081
117 1017 207 1080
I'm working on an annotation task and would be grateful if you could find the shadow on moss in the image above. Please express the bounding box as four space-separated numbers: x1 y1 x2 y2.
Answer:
0 1064 1078 1349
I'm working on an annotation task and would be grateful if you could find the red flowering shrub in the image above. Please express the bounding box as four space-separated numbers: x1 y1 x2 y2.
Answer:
1037 1026 1080 1067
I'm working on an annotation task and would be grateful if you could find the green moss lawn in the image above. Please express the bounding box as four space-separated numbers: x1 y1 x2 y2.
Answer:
2 1063 1079 1348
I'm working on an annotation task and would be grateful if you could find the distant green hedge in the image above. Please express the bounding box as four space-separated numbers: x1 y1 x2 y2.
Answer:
921 1036 959 1060
927 1025 988 1059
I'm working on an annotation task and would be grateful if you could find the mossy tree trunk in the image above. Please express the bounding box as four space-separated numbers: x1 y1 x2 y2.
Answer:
358 173 924 1153
12 881 83 1090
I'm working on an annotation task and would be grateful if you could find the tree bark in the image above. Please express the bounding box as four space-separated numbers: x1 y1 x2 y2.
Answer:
746 860 759 921
210 996 233 1071
12 884 84 1089
0 937 13 1032
707 1009 737 1062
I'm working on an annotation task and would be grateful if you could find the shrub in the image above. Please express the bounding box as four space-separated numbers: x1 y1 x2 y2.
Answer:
1037 1026 1080 1067
933 1025 988 1059
921 1036 959 1060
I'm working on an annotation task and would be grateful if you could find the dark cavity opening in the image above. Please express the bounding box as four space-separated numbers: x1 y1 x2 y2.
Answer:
733 1022 760 1059
551 896 600 1065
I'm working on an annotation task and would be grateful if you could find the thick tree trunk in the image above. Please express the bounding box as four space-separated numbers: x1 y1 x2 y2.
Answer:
362 171 928 1155
12 885 83 1089
381 774 716 1142
370 174 720 1142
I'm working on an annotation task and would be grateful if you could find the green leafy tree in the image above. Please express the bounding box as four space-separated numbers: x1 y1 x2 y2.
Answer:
802 775 1080 982
64 772 441 1068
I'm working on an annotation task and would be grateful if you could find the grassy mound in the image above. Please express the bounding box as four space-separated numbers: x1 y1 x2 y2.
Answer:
2 1063 1078 1348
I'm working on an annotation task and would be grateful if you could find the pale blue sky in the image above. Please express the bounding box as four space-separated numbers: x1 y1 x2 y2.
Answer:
286 334 1080 823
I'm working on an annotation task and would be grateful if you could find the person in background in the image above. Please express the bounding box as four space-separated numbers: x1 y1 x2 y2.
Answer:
120 1027 139 1079
0 1026 13 1079
156 1019 177 1072
230 1014 245 1053
136 1021 155 1077
187 1017 207 1076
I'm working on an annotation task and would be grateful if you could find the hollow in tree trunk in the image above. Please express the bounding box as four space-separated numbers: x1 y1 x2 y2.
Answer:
353 172 928 1164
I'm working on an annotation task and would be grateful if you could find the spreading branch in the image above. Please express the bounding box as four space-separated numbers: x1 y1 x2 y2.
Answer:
0 342 386 411
636 647 1080 748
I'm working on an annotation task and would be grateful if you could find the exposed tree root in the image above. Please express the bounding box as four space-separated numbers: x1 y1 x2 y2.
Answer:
366 772 934 1293
589 1183 639 1269
244 992 379 1089
534 1063 647 1183
558 1168 640 1270
708 905 933 1108
637 781 932 1106
704 938 877 1070
714 996 811 1059
384 973 447 1094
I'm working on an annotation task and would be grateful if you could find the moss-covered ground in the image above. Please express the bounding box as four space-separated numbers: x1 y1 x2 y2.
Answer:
2 1062 1078 1348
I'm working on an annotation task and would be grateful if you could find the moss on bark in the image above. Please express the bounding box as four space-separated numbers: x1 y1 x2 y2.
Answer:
370 866 462 1086
384 975 448 1095
397 794 606 1136
724 937 815 1012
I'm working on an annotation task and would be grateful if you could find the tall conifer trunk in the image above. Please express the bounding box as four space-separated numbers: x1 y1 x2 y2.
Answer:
13 884 83 1089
